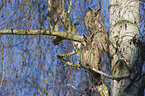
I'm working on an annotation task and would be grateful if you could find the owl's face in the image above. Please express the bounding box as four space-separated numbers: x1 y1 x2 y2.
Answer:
79 34 100 70
86 7 100 18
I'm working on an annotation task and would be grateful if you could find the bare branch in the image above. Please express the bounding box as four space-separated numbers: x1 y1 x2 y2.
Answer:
57 50 79 58
58 58 130 81
0 34 5 88
68 0 72 14
58 58 82 68
91 68 129 81
66 84 79 91
0 29 82 42
47 0 78 45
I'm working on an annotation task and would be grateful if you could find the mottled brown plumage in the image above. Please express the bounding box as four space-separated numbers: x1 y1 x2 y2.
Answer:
85 7 108 35
78 8 109 84
78 34 102 84
80 34 101 70
84 7 108 55
79 7 108 68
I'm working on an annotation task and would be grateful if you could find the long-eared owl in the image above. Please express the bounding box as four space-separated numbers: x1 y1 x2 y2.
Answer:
78 7 109 82
80 34 101 70
78 34 101 82
84 7 108 54
79 7 108 68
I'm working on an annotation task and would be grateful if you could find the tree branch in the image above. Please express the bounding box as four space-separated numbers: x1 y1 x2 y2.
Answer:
0 35 4 88
57 50 79 58
0 29 82 42
91 68 129 81
58 58 82 68
58 58 130 81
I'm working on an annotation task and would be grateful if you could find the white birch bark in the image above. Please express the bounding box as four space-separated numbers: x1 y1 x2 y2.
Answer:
109 0 142 95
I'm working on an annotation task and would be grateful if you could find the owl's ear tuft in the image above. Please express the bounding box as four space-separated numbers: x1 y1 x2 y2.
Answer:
96 8 101 13
83 34 87 39
82 34 88 46
88 7 93 11
83 34 87 42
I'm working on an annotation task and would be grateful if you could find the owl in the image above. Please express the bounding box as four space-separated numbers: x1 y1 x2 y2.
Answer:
77 8 109 83
84 7 108 53
85 7 108 35
78 34 102 82
80 34 100 69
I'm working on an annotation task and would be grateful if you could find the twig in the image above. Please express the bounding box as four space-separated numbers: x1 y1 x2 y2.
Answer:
58 58 82 68
68 0 72 14
0 34 5 87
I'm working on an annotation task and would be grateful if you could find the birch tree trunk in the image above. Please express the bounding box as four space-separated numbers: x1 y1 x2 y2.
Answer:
109 0 143 95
